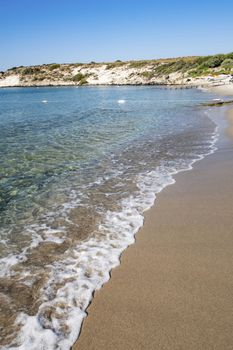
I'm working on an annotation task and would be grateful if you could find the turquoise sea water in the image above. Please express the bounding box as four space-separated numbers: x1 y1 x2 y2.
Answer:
0 86 217 349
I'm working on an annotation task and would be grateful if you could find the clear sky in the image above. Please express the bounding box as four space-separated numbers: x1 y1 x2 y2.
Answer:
1 0 233 71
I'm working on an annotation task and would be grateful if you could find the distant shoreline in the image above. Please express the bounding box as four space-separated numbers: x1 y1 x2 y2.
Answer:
1 53 233 88
0 83 203 88
0 83 232 90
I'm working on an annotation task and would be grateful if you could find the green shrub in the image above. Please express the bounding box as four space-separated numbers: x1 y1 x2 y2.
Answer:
22 67 36 75
129 61 148 68
72 73 88 84
221 58 233 68
214 69 229 75
72 73 85 82
79 78 88 85
204 55 224 68
225 52 233 59
106 61 126 69
194 56 211 65
49 64 60 71
187 54 233 76
188 67 208 77
141 71 155 79
73 63 84 67
152 60 194 76
22 67 41 75
32 76 45 81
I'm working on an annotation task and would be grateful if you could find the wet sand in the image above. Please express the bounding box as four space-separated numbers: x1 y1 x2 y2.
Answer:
226 108 233 138
73 108 233 350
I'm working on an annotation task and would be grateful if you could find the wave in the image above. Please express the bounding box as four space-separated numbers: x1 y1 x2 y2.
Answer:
5 120 218 350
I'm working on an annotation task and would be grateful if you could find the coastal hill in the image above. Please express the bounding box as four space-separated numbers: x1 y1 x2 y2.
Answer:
1 53 233 88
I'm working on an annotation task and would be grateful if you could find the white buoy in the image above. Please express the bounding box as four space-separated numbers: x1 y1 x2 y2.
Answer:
118 99 125 104
42 100 48 103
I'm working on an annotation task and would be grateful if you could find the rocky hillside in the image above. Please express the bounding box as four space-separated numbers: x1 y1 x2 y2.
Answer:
1 53 233 88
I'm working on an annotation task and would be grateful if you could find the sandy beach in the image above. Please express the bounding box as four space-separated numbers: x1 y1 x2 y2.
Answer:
73 102 233 349
2 0 233 347
208 84 233 96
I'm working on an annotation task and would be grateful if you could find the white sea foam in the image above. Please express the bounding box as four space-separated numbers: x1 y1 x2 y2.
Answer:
0 169 125 279
5 121 219 350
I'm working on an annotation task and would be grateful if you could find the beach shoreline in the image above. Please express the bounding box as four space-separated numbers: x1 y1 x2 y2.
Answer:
226 108 233 138
72 96 233 348
1 85 224 349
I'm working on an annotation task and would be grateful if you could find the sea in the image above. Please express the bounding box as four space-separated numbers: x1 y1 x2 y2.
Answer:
0 86 218 349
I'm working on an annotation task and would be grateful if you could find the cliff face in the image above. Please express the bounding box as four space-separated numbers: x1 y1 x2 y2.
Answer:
1 54 233 88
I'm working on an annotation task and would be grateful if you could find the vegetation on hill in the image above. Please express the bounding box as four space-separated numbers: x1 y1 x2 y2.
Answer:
132 53 233 79
1 52 232 86
72 73 88 85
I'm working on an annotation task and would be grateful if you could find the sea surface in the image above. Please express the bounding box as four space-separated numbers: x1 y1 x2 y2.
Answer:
0 86 218 349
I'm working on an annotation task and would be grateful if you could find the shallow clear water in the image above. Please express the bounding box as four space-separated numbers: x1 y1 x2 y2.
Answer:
0 86 217 349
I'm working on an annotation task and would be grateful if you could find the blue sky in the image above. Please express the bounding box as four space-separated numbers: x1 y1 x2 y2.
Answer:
1 0 233 71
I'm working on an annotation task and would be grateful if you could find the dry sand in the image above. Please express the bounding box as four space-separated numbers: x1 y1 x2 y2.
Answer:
209 84 233 96
73 108 233 350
